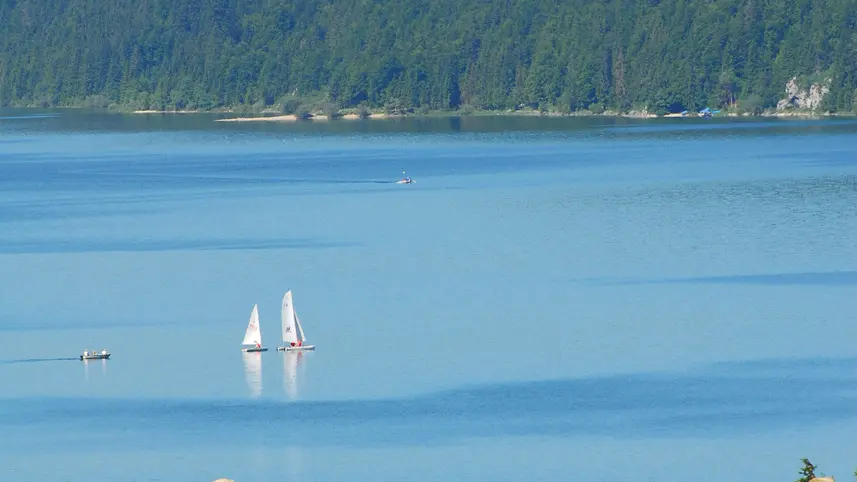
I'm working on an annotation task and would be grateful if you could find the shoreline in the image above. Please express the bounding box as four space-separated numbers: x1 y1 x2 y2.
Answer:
3 104 848 120
213 113 394 122
132 107 849 120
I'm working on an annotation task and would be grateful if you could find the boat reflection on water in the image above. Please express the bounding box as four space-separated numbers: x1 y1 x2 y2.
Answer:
82 358 108 382
282 351 304 401
241 351 263 398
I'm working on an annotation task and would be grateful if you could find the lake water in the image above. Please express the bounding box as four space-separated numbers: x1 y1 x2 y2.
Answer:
1 109 855 482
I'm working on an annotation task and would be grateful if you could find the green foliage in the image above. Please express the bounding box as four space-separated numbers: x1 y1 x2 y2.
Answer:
318 102 341 118
796 458 818 482
355 106 371 119
739 94 765 115
458 104 475 116
281 99 302 115
83 95 110 109
1 0 856 113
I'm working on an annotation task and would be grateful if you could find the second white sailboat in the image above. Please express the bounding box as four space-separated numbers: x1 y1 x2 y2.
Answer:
277 290 316 352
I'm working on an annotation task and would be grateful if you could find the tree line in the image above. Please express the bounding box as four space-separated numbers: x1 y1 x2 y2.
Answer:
1 0 856 114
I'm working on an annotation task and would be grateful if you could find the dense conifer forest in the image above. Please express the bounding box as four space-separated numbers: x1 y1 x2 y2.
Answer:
1 0 855 114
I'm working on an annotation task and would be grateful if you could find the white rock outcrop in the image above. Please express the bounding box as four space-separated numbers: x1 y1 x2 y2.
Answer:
776 76 830 111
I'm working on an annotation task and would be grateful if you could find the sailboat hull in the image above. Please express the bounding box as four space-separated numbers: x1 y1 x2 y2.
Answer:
278 345 315 352
242 347 269 352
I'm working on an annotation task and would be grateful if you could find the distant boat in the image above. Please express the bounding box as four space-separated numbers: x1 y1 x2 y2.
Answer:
277 290 316 352
241 304 268 352
396 170 414 184
80 348 110 360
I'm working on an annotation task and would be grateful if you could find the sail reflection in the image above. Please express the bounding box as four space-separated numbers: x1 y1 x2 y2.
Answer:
242 352 263 398
282 351 303 401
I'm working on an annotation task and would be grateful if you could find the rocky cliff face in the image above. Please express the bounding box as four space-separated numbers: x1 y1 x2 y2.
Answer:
776 77 830 111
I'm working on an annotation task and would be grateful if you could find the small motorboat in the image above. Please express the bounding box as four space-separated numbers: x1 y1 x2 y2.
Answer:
80 349 111 360
396 170 415 184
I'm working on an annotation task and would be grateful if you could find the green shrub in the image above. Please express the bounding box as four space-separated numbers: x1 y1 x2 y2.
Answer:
796 458 817 482
282 98 302 115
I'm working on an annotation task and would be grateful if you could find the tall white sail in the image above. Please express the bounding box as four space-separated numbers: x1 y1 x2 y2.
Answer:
281 291 299 344
242 304 262 346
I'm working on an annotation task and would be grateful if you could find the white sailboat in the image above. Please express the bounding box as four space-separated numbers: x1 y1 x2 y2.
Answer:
277 290 316 351
241 304 268 352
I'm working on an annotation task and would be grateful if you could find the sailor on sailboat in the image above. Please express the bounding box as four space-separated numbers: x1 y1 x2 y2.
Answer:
277 290 316 351
241 304 268 352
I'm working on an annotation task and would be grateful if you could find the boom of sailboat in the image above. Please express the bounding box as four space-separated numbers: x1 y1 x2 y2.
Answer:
240 290 316 353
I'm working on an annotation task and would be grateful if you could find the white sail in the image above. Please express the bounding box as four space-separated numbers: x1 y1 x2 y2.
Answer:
242 352 263 398
281 291 299 344
295 312 307 343
242 304 262 346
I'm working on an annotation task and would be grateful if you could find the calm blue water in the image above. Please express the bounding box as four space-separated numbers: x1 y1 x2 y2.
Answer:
1 109 856 482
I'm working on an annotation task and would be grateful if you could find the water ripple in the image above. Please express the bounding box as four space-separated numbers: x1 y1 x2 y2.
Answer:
0 237 360 254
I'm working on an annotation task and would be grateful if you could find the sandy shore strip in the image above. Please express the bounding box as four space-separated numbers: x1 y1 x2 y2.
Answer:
133 110 200 114
215 114 298 122
215 112 392 122
336 113 392 120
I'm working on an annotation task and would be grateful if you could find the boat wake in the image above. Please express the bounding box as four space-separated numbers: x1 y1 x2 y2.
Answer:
0 357 78 365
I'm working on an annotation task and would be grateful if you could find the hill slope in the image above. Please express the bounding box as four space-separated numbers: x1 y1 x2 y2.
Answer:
1 0 855 113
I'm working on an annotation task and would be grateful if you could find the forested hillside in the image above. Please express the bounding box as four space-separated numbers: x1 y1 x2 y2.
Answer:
1 0 856 114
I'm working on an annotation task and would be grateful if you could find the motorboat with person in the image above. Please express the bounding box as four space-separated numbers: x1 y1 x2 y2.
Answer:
80 349 110 360
396 170 414 184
